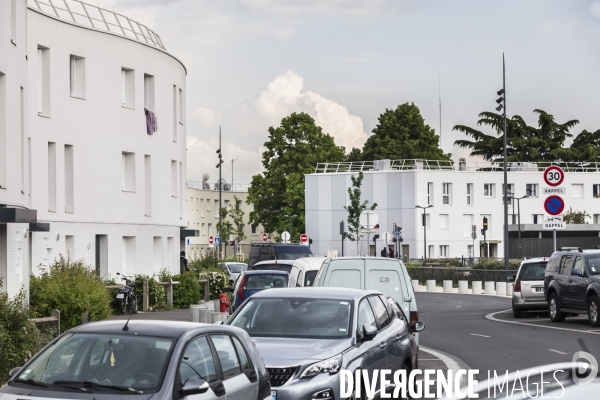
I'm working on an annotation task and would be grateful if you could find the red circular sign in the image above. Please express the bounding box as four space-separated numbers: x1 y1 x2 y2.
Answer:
300 233 308 243
209 236 214 245
544 165 564 187
544 195 565 216
262 233 268 242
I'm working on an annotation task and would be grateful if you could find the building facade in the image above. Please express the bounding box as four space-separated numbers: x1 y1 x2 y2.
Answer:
306 159 600 260
185 180 263 260
0 0 187 296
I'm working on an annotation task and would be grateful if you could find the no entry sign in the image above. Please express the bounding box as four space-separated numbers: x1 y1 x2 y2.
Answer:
544 195 565 216
262 233 268 242
209 236 214 245
544 165 565 187
300 233 308 243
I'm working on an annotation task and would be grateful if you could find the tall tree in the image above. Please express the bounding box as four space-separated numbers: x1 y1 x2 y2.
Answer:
247 112 345 238
563 207 590 224
344 171 377 255
553 129 600 162
360 102 450 161
216 207 233 256
229 196 247 244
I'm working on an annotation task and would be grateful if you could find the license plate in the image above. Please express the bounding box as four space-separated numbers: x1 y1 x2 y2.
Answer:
116 293 124 299
271 390 276 400
534 288 544 293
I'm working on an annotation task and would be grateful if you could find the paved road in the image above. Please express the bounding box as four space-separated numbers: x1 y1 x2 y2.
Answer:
416 292 600 379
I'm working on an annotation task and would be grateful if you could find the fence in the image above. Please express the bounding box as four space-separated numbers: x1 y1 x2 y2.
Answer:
30 309 61 337
407 267 518 286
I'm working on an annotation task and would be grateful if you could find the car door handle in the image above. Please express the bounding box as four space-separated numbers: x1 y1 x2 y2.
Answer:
380 342 387 348
393 334 402 341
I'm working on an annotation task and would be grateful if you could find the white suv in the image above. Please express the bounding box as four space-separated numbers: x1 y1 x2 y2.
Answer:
512 258 549 318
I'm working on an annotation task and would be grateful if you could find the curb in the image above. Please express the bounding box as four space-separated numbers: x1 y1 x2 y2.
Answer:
415 287 511 299
420 345 472 387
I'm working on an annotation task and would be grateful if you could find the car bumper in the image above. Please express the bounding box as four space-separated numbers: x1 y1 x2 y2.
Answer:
269 372 342 400
512 292 548 309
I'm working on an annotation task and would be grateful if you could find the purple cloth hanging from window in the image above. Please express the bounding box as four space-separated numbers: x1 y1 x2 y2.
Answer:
144 108 158 135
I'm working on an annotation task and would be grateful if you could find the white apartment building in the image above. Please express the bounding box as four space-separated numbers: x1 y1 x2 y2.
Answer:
306 159 600 260
0 0 188 296
185 180 263 260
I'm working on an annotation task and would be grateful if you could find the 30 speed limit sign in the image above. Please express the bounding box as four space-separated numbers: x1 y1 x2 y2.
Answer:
543 165 564 187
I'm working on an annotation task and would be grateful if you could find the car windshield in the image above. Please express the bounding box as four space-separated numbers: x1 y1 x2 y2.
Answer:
244 274 288 289
587 255 600 274
275 246 314 260
252 263 293 273
227 263 247 273
230 298 352 339
518 262 547 281
14 333 174 392
305 270 318 286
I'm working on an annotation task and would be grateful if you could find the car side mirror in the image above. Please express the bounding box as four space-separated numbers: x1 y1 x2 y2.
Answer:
9 367 21 378
180 378 210 396
411 322 425 332
572 269 583 277
361 324 377 342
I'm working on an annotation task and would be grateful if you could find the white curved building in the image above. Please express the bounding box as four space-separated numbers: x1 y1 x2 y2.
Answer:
0 0 189 296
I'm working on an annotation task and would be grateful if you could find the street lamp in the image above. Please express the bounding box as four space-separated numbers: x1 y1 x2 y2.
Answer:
216 128 224 256
508 195 530 259
415 205 433 259
283 214 298 239
496 54 509 277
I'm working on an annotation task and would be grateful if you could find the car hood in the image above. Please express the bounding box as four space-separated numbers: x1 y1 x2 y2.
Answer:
252 337 353 367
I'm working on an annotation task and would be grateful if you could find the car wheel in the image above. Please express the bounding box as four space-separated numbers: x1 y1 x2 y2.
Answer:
512 304 522 318
588 296 600 327
548 293 566 322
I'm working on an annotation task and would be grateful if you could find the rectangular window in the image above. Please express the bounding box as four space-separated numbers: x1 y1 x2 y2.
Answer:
484 184 494 198
69 55 85 98
122 152 136 192
121 68 135 108
65 145 74 212
466 183 473 206
171 160 177 197
504 183 514 205
594 214 600 224
442 183 451 205
122 236 136 273
20 86 25 192
167 237 174 267
179 162 183 219
572 184 583 199
172 85 177 142
0 72 5 188
532 214 544 224
11 0 17 44
201 223 206 235
428 245 433 258
145 155 151 216
439 214 449 230
48 142 56 211
594 184 600 199
200 199 205 217
153 237 162 272
251 225 258 235
65 235 75 258
511 214 517 224
526 184 538 198
463 214 474 237
214 200 219 218
427 182 433 205
37 46 51 116
144 74 154 111
207 224 212 238
440 245 449 257
178 88 184 123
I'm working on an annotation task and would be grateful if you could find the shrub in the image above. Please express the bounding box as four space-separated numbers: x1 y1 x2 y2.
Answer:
423 258 462 268
475 258 521 270
158 270 201 309
0 283 48 385
405 262 422 269
30 256 113 332
134 275 167 311
199 271 229 300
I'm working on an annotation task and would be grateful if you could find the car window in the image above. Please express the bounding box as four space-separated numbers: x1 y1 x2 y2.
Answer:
231 336 251 371
587 255 600 275
573 257 585 273
546 257 560 273
357 299 377 335
211 335 242 380
368 295 392 330
244 274 288 289
179 336 218 385
251 263 293 273
305 270 318 286
560 255 574 275
297 271 304 287
518 262 547 281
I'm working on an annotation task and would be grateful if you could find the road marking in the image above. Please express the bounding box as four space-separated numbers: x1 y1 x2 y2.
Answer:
419 346 465 387
549 349 567 355
421 312 432 315
470 333 491 338
418 359 438 361
486 309 600 335
456 306 462 308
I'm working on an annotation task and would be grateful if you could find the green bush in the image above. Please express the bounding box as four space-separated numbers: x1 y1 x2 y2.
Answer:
0 283 48 385
30 256 113 332
159 270 201 309
423 258 462 268
405 261 422 268
474 258 522 270
134 275 167 311
199 271 229 300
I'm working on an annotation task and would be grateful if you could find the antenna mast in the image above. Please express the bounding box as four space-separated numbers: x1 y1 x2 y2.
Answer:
439 68 442 148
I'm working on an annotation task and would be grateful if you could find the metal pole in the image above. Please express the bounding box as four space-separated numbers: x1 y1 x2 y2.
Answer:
518 199 522 259
423 210 427 259
502 53 509 276
367 212 370 257
553 229 557 252
289 216 292 239
219 128 222 257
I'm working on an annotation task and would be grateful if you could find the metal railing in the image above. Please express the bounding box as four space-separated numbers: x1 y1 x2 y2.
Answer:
28 0 166 50
314 159 600 174
187 180 249 192
406 267 518 286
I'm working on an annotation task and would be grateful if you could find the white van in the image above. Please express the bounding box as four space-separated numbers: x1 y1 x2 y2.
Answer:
313 256 420 342
287 257 328 287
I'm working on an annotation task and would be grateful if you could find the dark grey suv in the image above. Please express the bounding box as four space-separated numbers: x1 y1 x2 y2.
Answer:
544 247 600 326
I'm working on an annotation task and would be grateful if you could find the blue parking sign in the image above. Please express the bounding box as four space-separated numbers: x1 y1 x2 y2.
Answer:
394 231 400 239
214 236 221 245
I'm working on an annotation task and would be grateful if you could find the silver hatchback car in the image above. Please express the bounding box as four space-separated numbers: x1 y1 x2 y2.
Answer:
512 258 549 318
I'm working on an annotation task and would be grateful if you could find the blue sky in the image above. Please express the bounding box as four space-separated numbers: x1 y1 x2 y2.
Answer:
95 0 600 184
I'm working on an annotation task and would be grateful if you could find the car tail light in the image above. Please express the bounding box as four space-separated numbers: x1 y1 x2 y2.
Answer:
513 279 521 292
410 311 419 333
238 275 246 300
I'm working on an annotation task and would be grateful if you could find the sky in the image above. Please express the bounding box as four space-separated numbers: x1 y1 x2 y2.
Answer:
93 0 600 185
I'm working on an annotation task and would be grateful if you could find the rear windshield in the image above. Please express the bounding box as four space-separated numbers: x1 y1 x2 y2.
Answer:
305 271 318 286
274 246 314 260
251 263 293 273
519 262 547 281
244 274 288 289
587 255 600 275
226 263 247 273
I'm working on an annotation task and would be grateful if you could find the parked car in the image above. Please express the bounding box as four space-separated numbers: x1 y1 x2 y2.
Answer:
544 247 600 326
220 261 248 287
511 257 548 318
251 259 295 273
313 256 420 342
1 320 271 400
288 257 328 287
248 243 313 268
229 270 290 313
228 287 423 400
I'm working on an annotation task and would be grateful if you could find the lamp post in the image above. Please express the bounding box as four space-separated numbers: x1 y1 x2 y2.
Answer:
508 195 530 259
215 128 224 256
231 158 238 188
283 214 298 240
496 54 509 276
415 205 433 259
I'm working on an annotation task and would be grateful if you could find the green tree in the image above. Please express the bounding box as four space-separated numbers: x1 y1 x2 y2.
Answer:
344 171 377 255
216 207 233 257
247 112 345 238
553 129 600 162
360 103 450 161
229 196 247 253
562 207 590 224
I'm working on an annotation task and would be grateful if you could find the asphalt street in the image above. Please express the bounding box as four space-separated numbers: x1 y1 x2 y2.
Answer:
416 292 600 379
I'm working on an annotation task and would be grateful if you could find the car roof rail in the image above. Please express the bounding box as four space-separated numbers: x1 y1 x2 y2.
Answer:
559 247 583 252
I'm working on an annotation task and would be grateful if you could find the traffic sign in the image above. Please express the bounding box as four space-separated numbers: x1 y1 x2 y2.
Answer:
394 231 401 239
214 236 221 245
382 232 392 243
546 216 563 222
359 211 379 229
281 231 290 243
543 187 566 195
544 195 565 216
186 238 190 245
300 233 308 243
544 165 565 187
262 233 268 242
209 236 214 245
543 221 566 230
471 231 477 240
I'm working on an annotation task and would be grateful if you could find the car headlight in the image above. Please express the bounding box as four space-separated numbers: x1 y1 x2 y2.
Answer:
300 354 343 378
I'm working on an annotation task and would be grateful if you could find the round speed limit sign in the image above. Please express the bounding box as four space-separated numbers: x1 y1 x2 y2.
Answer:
543 165 564 187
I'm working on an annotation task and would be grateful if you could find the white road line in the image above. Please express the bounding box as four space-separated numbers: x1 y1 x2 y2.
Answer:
470 333 491 338
456 306 462 308
419 346 464 387
486 309 600 335
420 312 432 315
549 349 567 355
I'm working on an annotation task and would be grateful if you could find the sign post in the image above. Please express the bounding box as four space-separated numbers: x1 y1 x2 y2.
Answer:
300 233 309 246
359 211 378 257
209 236 214 248
281 231 290 243
543 166 566 253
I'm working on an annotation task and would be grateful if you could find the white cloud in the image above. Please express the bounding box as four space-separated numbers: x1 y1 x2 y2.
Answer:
235 0 410 18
